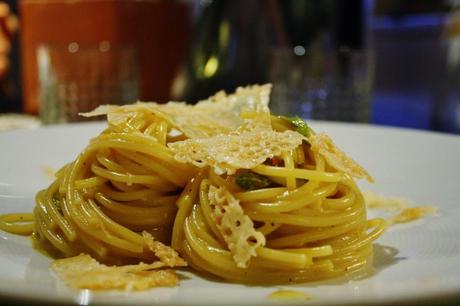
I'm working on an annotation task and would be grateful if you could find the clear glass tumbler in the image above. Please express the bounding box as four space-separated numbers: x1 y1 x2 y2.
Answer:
37 42 139 124
269 47 374 123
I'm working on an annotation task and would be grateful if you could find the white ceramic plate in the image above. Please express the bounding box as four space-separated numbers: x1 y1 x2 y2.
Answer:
1 122 459 306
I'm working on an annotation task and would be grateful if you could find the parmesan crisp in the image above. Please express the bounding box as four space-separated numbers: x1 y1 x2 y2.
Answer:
310 133 374 183
363 191 438 225
207 183 266 268
51 254 181 291
81 84 271 139
168 128 305 174
51 233 186 291
388 206 438 225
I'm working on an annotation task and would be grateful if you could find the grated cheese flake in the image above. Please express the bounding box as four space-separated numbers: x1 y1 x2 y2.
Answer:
169 129 305 174
51 254 182 291
142 231 187 267
310 133 373 183
51 234 186 291
81 84 272 139
364 191 438 225
363 191 410 211
388 206 438 225
41 165 56 180
207 183 266 268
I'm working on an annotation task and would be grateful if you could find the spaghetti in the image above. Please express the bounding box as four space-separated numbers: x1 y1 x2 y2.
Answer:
0 84 386 284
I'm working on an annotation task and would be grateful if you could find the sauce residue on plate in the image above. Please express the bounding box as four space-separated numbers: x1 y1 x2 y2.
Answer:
267 289 312 301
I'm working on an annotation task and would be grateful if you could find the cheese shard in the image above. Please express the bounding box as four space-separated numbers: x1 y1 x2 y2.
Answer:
363 191 410 211
173 83 271 138
51 234 186 291
169 129 305 174
388 206 438 225
51 254 182 291
310 133 374 183
363 191 438 225
80 84 271 139
207 184 266 268
143 231 187 267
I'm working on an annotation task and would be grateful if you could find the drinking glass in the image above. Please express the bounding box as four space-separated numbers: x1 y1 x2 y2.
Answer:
37 42 139 124
269 47 374 122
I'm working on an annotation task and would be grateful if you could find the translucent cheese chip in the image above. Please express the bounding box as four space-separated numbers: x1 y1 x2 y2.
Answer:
363 191 410 211
310 133 374 183
79 104 119 118
142 231 187 267
170 84 272 138
80 84 272 139
169 129 305 174
51 254 181 291
202 84 271 120
208 184 266 268
80 103 161 127
363 191 438 225
388 206 438 225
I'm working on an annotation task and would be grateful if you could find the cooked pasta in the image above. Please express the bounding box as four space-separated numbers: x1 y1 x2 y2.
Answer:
170 121 386 284
0 84 386 285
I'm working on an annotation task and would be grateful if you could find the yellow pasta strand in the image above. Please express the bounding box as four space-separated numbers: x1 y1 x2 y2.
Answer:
0 213 34 235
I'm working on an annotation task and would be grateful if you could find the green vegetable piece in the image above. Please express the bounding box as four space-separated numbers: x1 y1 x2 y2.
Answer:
235 172 271 191
286 116 310 137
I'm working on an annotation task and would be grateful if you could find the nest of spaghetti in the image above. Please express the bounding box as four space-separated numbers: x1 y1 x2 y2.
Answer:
33 84 386 285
